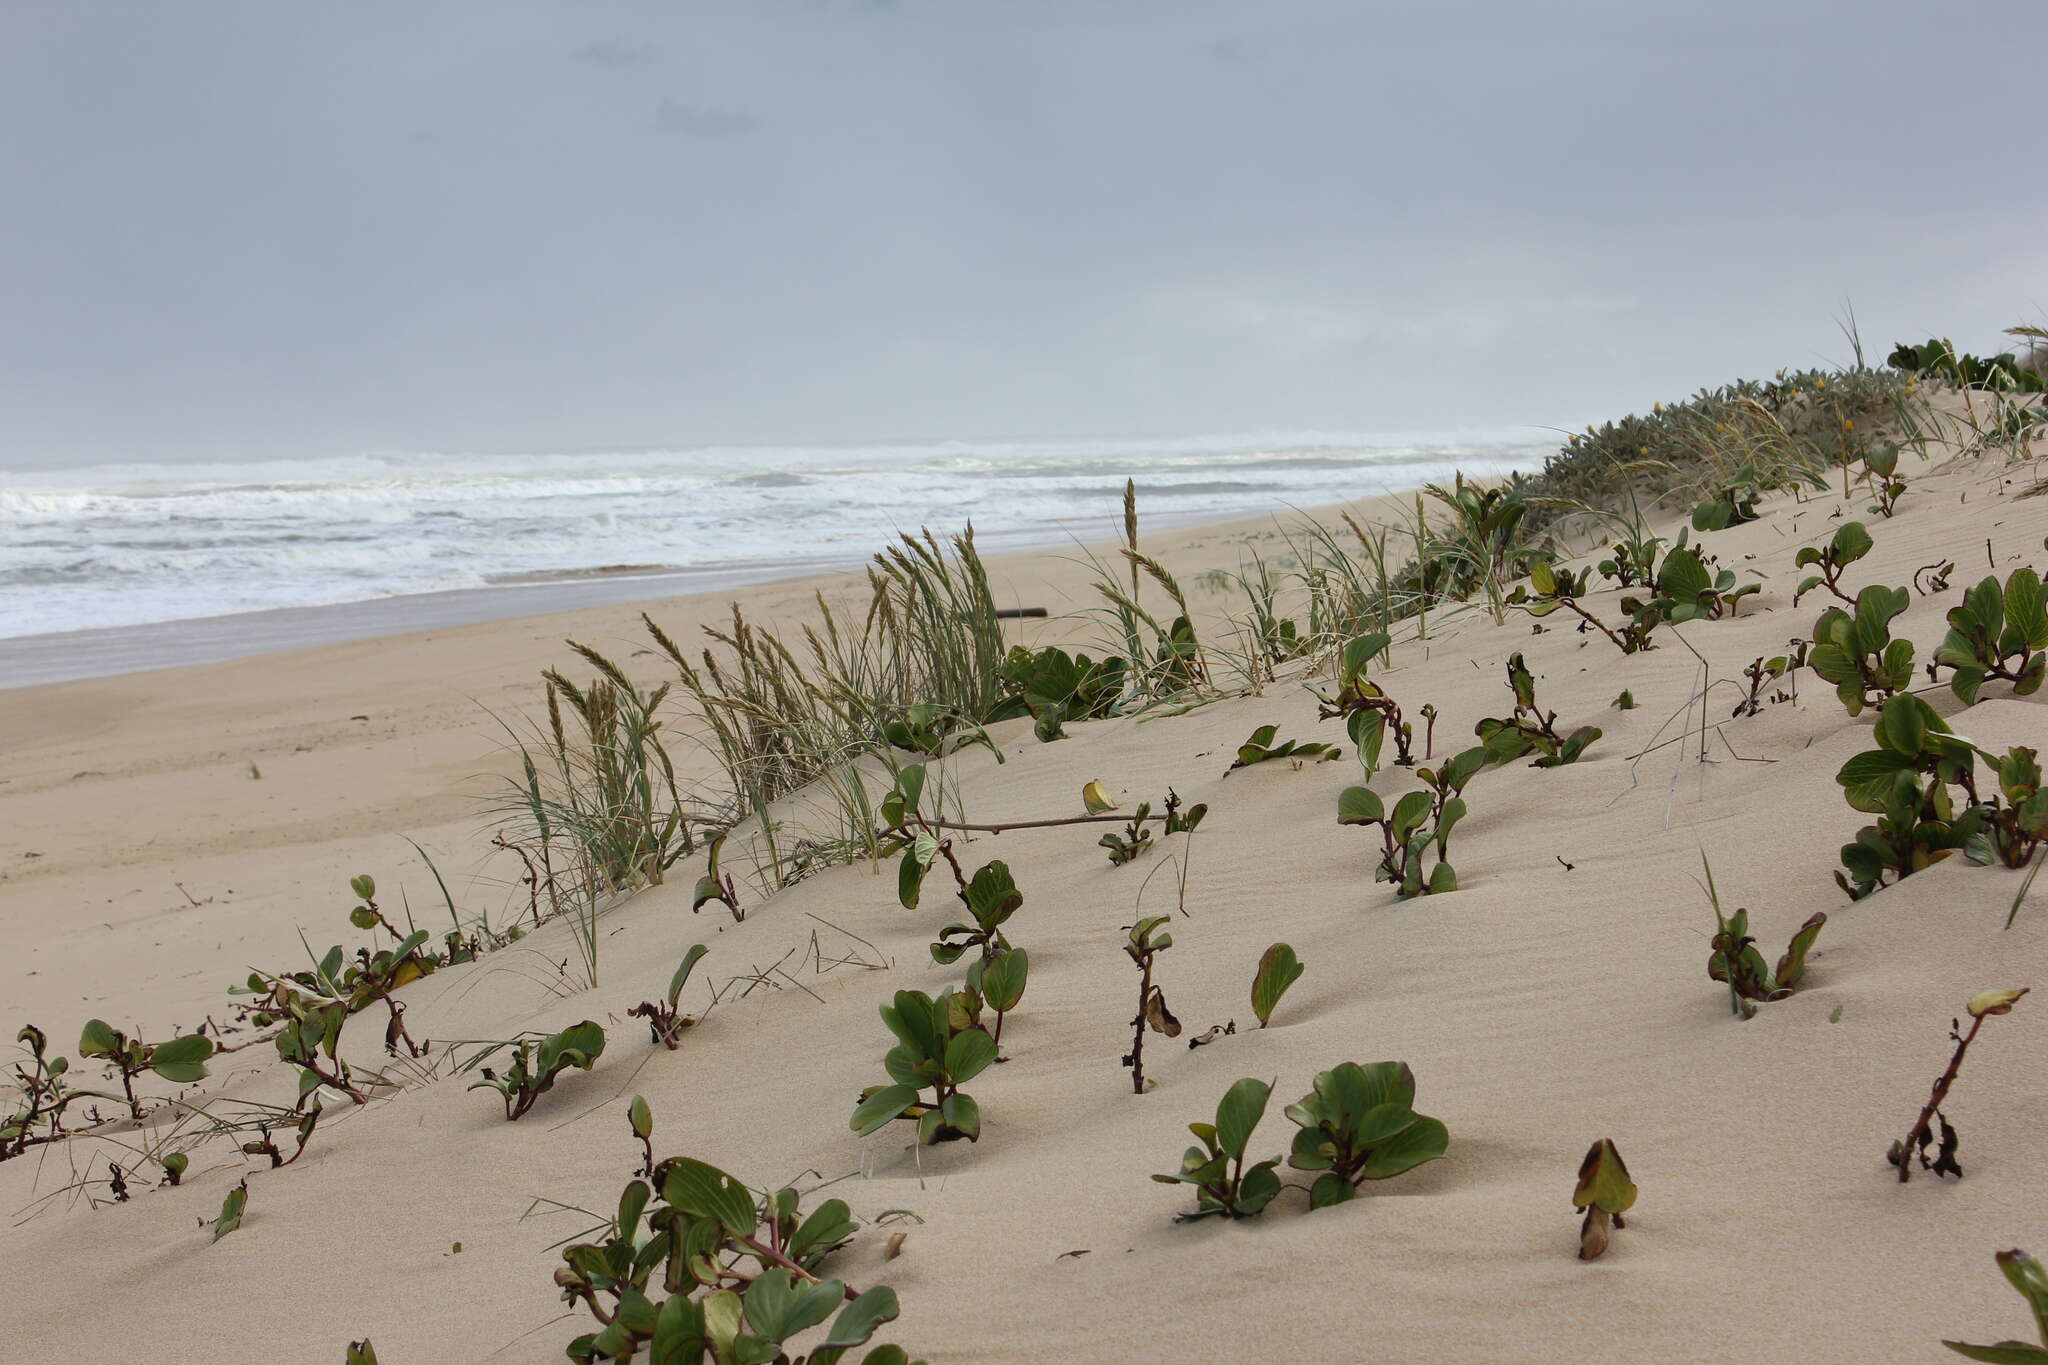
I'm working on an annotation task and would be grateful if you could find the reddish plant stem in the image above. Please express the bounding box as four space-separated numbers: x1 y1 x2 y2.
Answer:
1898 1013 1986 1183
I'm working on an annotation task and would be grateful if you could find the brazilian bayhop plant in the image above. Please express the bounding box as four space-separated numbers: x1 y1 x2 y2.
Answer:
1794 521 1874 605
1811 585 1915 716
77 1019 214 1120
1834 694 1988 900
1474 653 1602 769
852 989 995 1145
465 1021 606 1120
1337 747 1486 897
629 945 711 1048
1313 631 1417 777
557 1107 922 1364
2 1025 81 1159
1934 567 2048 704
1228 724 1340 772
1284 1061 1448 1208
929 862 1021 967
1153 1077 1284 1221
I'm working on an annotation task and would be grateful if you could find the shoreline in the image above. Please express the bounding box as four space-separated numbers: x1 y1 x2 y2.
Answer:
0 495 1409 690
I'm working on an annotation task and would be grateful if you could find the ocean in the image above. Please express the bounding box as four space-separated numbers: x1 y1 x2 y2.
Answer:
0 429 1553 679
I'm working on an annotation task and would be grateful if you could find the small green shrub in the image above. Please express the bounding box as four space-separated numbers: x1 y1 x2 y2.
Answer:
2 1025 80 1159
1153 1077 1284 1221
629 945 711 1048
1098 790 1206 866
965 946 1028 1052
881 700 1002 763
1793 521 1873 606
1284 1061 1448 1208
1891 989 2027 1184
77 1019 214 1120
1935 568 2048 704
1976 746 2048 870
1474 653 1602 768
1337 747 1486 896
1251 944 1304 1028
1834 695 1986 899
930 862 1021 966
1707 909 1826 1016
852 989 994 1144
1572 1139 1637 1260
998 644 1127 741
1229 724 1340 772
1862 444 1907 517
556 1123 921 1364
1889 338 2045 393
1692 469 1764 531
1645 545 1759 621
1942 1248 2048 1362
1810 585 1914 716
466 1021 606 1120
1734 653 1798 717
1515 558 1659 654
1313 632 1417 776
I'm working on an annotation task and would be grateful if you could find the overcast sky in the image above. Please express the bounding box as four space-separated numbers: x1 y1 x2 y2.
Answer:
3 0 2044 468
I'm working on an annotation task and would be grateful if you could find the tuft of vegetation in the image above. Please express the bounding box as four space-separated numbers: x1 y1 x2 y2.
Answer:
1890 989 2028 1183
2 1025 82 1159
1935 568 2048 704
1152 1077 1284 1221
1942 1248 2048 1362
1284 1061 1448 1208
556 1116 922 1364
929 861 1022 967
1890 338 2046 394
997 644 1126 741
1794 521 1873 606
1701 853 1825 1016
76 1019 213 1120
1313 631 1417 778
1474 652 1602 768
852 989 994 1145
1337 747 1486 897
1572 1139 1638 1260
1098 790 1207 866
464 1021 606 1121
1810 585 1914 717
1833 695 1985 899
1229 724 1340 772
629 945 711 1048
1250 944 1304 1029
880 700 1002 763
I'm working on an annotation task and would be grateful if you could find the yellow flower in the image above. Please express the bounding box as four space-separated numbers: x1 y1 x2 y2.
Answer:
1817 378 1828 389
1843 419 1855 431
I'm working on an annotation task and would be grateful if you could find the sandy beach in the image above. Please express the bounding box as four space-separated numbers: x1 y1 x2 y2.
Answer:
5 426 2046 1363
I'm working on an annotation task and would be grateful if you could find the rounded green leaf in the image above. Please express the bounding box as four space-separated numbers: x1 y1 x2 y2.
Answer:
662 1158 759 1236
1337 786 1383 826
1213 1077 1272 1162
943 1028 997 1084
850 1085 919 1136
1360 1114 1449 1179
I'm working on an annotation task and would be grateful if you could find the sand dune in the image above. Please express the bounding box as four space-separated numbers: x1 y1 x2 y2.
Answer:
2 455 2044 1363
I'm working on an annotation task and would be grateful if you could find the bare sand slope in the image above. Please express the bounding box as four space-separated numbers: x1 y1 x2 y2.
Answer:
2 465 2045 1363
